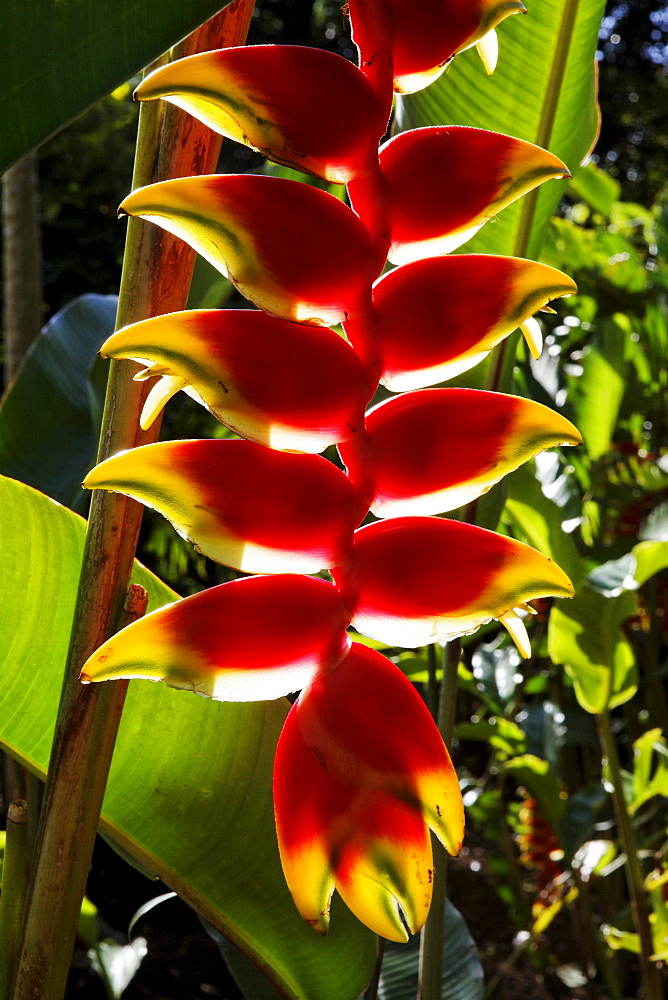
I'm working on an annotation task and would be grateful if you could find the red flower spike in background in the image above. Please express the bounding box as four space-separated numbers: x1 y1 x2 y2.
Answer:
80 574 351 701
134 46 388 184
372 255 577 390
84 439 360 574
333 517 574 655
274 642 464 941
348 0 526 96
99 310 370 451
371 127 570 264
118 175 379 326
339 388 582 517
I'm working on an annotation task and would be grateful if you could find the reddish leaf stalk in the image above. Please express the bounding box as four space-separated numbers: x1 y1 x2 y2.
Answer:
9 6 254 1000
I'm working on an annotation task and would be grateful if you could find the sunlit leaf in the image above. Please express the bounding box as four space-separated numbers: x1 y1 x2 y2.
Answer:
0 476 376 999
548 586 638 714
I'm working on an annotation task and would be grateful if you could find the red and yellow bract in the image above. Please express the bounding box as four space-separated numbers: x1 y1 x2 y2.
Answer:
83 0 581 944
274 643 464 941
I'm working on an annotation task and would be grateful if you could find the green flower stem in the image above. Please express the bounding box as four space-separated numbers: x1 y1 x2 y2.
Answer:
418 639 461 1000
10 7 255 1000
597 708 663 1000
0 801 28 1000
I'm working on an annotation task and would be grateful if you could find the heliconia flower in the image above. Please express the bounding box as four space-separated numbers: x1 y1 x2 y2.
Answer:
118 175 379 326
369 127 570 264
134 46 388 184
83 439 360 574
274 642 464 941
371 256 577 390
332 517 574 655
338 388 582 517
348 0 526 96
80 574 351 701
98 309 370 450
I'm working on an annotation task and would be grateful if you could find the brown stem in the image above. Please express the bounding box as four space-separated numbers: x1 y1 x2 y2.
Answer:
10 5 255 1000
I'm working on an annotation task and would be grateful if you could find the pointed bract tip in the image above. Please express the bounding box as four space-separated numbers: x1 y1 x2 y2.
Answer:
79 672 92 684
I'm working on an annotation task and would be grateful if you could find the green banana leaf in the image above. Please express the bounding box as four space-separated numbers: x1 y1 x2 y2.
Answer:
0 295 117 511
0 0 233 173
0 475 376 1000
398 0 606 258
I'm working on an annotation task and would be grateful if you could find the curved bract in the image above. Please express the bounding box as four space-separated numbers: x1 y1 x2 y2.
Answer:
349 0 526 95
84 439 359 574
377 127 570 263
80 574 351 702
135 46 388 184
100 310 370 451
339 388 582 516
118 175 379 326
333 517 574 650
372 255 577 390
274 643 464 942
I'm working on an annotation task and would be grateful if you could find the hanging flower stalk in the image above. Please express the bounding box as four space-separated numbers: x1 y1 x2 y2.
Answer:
81 0 580 947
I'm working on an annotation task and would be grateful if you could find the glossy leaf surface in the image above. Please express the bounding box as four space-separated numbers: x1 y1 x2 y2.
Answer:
100 309 369 451
378 127 569 264
0 476 375 1000
339 388 581 516
274 643 463 942
0 294 116 510
548 586 638 713
81 573 351 702
85 439 359 574
372 255 576 390
379 900 484 1000
333 517 574 648
119 175 378 326
135 46 387 183
399 0 607 258
0 0 234 173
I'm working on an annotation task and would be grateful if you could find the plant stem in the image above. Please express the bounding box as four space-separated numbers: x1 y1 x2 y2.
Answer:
418 640 461 1000
597 709 663 1000
10 6 254 1000
0 801 28 1000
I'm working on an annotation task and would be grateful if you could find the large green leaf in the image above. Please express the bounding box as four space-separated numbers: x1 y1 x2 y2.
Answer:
0 0 233 173
378 900 483 1000
0 295 117 511
0 475 376 1000
398 0 606 258
571 316 627 460
547 585 638 713
503 463 584 589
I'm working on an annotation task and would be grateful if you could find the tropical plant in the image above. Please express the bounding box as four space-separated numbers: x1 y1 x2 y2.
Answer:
1 2 665 1000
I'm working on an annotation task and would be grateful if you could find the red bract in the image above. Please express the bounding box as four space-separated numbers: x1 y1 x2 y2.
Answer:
339 388 582 516
84 439 360 574
135 46 388 184
371 255 578 389
99 310 370 451
80 574 351 701
348 0 526 96
371 127 570 263
333 517 574 652
118 174 379 326
274 643 464 941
